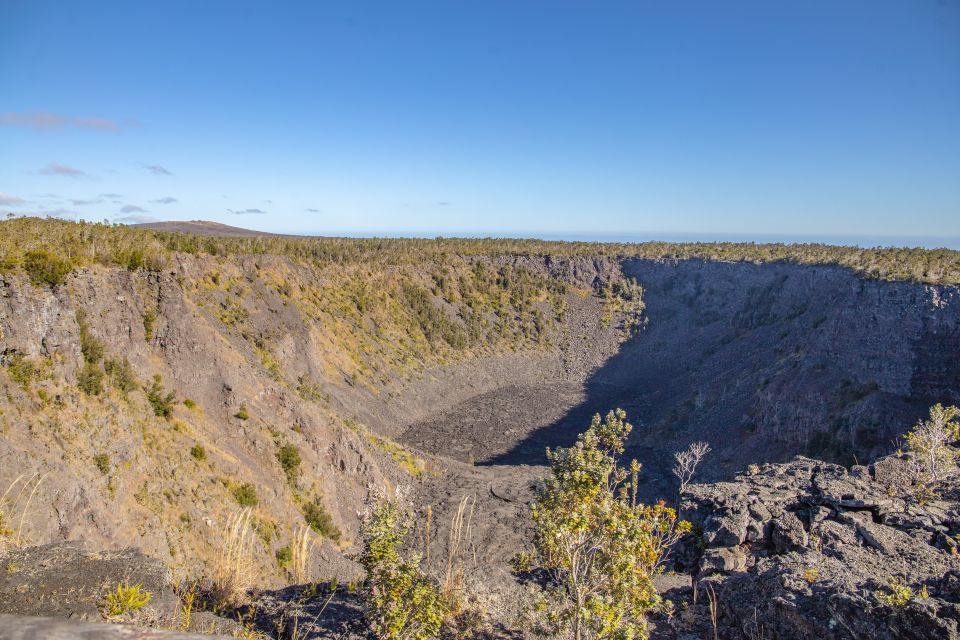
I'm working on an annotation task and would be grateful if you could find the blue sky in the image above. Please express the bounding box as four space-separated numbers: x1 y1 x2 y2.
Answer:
1 1 958 246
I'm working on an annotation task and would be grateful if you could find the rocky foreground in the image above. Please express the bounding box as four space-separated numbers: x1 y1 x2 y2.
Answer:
3 450 960 639
669 452 960 639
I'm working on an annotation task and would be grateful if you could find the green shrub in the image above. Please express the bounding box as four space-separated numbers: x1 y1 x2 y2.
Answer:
190 445 206 461
93 453 111 475
234 405 249 420
22 249 71 286
76 310 104 364
877 577 914 607
276 443 302 483
302 497 341 541
123 249 146 271
146 375 176 417
183 398 197 409
142 310 156 342
525 409 691 640
355 499 446 640
275 546 292 568
104 357 137 393
6 355 36 390
77 361 105 396
232 482 259 507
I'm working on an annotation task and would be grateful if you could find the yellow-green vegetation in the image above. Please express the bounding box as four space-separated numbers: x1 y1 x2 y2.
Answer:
904 404 959 493
21 248 71 286
101 581 152 616
3 217 960 284
104 357 138 394
146 374 176 418
275 545 292 568
301 495 341 542
276 442 301 484
525 409 691 640
189 444 206 461
93 453 110 475
76 309 106 396
367 434 425 476
877 577 914 607
234 404 250 420
142 309 156 341
6 355 40 391
231 482 259 508
600 276 646 333
355 499 447 640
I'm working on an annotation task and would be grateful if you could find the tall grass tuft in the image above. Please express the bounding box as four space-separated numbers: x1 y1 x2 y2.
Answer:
210 508 255 607
291 526 317 585
443 495 476 612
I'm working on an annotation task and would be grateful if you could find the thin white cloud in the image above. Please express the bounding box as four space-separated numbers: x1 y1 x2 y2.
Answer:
0 193 26 206
1 111 127 131
151 196 178 204
229 208 267 215
69 198 103 206
38 162 89 178
99 193 123 198
143 164 173 176
306 208 321 213
120 205 147 214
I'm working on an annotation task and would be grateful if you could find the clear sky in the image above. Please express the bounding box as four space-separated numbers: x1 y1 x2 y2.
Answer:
1 1 958 246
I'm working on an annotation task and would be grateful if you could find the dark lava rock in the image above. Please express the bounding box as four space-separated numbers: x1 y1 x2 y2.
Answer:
670 454 960 639
0 541 175 621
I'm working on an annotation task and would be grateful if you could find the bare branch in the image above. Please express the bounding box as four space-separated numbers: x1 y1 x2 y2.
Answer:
673 441 711 497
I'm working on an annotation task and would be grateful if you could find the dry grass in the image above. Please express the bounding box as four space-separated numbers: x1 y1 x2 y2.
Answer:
0 473 48 548
291 526 317 585
210 508 255 607
442 495 476 612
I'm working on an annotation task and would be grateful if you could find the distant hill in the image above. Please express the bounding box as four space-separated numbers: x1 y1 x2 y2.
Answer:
131 220 280 237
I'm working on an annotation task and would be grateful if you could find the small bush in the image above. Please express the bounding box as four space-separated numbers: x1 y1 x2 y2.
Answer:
234 404 250 421
355 499 446 640
76 310 104 364
232 482 259 508
146 374 176 418
23 249 71 286
183 398 197 409
905 404 959 492
101 582 152 616
104 357 138 393
525 409 692 640
276 443 302 483
275 546 292 568
93 453 110 475
142 310 156 341
6 355 36 390
302 497 341 541
190 445 206 461
77 361 105 396
877 577 913 607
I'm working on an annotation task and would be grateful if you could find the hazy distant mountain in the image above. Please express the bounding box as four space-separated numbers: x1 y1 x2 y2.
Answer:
131 220 279 237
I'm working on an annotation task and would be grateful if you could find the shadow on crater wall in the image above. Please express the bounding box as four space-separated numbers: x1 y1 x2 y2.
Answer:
480 259 960 486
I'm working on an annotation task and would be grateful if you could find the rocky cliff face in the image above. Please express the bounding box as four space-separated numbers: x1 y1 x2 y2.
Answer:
0 252 623 582
610 259 960 472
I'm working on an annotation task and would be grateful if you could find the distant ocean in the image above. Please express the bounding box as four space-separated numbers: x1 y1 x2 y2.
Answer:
302 230 960 251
